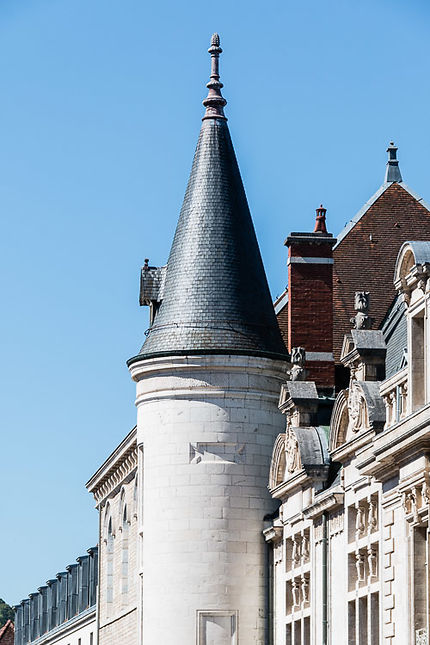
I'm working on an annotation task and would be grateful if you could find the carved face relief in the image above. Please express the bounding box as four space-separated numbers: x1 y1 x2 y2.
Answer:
285 426 302 475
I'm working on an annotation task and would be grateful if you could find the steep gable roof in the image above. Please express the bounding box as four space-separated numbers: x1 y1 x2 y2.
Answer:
333 181 430 361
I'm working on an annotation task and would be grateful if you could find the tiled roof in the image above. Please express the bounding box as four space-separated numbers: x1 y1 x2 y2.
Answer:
131 41 288 363
333 182 430 362
334 182 430 249
0 620 14 644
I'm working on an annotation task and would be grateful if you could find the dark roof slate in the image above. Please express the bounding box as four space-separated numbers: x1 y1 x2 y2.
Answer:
381 295 407 379
133 116 288 362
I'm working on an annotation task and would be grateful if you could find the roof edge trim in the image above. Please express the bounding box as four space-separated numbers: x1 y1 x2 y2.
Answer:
127 347 290 367
334 182 430 250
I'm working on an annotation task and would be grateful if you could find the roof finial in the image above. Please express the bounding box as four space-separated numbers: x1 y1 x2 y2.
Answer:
384 141 402 183
202 33 227 121
314 204 328 233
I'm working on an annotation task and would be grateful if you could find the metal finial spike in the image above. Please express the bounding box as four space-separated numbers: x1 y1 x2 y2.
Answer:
202 33 227 121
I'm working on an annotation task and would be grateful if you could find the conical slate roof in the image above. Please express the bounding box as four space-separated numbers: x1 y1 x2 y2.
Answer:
131 35 288 363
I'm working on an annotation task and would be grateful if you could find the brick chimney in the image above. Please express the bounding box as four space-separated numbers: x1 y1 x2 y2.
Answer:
286 205 336 389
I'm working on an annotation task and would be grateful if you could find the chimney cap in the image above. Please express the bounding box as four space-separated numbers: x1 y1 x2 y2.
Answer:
314 204 328 234
385 141 402 183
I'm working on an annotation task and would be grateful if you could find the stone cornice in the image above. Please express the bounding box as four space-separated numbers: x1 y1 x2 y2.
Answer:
86 427 138 505
269 469 310 500
302 489 344 520
263 524 283 543
357 403 430 479
330 427 376 464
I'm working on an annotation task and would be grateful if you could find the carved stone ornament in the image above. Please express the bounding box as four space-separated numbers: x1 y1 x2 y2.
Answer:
355 506 366 539
301 576 309 603
416 628 428 645
422 481 430 506
368 500 378 531
367 546 377 578
301 534 310 562
288 347 308 381
347 383 366 434
355 552 365 582
285 426 302 474
292 579 301 607
351 291 374 330
292 537 300 566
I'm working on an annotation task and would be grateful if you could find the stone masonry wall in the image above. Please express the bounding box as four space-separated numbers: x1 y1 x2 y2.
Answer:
99 473 138 645
130 354 288 645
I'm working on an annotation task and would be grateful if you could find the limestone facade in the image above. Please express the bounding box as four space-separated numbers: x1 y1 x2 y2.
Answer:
86 427 140 645
265 241 430 644
128 354 288 644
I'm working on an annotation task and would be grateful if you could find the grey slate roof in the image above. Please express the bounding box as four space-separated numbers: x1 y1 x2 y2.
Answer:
295 426 330 469
399 240 430 266
381 295 407 379
131 116 288 362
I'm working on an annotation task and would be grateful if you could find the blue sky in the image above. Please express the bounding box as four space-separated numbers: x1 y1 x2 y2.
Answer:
1 0 429 604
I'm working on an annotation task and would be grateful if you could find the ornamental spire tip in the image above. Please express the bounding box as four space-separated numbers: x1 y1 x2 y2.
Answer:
203 33 227 120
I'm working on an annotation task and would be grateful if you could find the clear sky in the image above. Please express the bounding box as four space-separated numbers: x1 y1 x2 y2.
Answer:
1 0 429 605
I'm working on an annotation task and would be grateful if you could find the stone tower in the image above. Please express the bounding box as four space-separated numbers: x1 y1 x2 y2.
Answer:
128 34 289 644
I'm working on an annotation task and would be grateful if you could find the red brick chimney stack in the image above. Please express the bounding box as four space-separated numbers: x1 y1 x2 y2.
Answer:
286 206 336 390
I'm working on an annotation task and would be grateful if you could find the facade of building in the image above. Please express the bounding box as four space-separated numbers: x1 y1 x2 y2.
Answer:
86 428 139 645
15 33 430 645
13 549 98 645
88 35 430 645
266 240 430 644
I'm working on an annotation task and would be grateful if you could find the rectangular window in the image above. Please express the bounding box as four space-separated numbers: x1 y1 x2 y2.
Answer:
197 610 238 645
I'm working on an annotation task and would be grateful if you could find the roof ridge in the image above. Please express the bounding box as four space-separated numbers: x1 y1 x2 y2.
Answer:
334 182 430 249
0 620 14 639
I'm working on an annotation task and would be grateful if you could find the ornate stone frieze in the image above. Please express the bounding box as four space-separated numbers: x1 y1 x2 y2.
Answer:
92 447 138 506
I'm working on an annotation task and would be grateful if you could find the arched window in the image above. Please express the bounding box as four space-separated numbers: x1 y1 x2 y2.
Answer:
133 474 138 519
105 506 114 609
121 502 129 601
